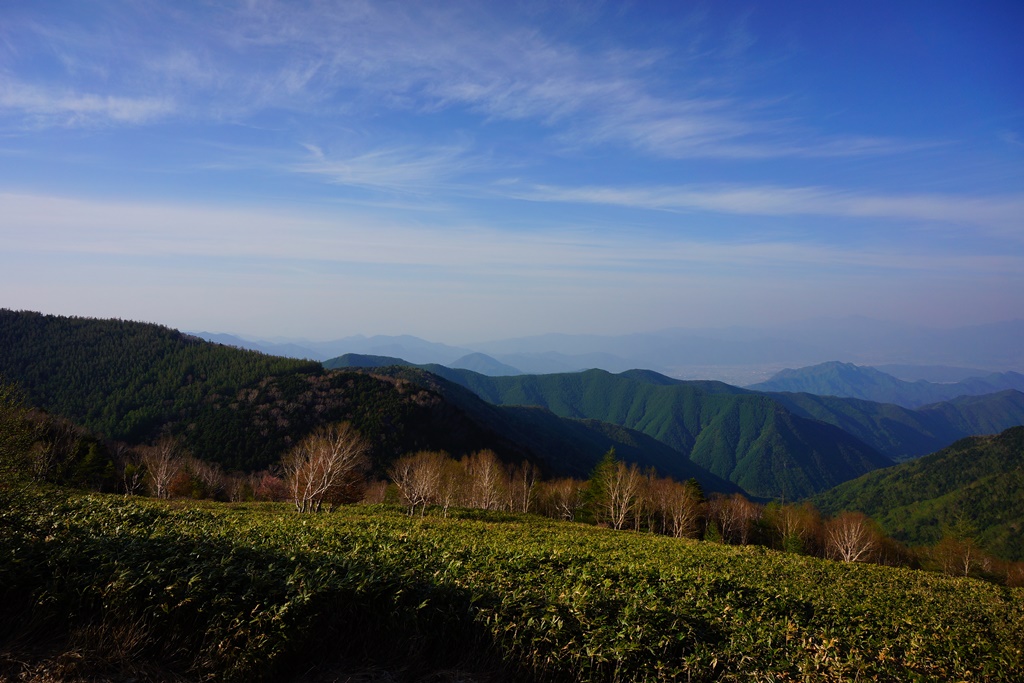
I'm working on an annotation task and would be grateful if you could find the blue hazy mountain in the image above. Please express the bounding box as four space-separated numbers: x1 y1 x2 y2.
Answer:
748 361 1024 408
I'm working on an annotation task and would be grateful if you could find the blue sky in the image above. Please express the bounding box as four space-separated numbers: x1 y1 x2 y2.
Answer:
1 1 1021 343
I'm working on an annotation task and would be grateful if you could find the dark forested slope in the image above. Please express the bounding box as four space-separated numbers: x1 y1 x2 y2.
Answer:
326 356 1024 499
0 309 319 444
768 389 1024 461
0 311 736 491
813 426 1024 561
360 365 891 499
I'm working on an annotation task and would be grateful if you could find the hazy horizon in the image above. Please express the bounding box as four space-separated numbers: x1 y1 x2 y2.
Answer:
183 315 1024 385
192 313 1024 351
2 2 1022 342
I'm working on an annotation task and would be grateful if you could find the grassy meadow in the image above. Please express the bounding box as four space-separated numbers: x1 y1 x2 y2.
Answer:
2 486 1022 682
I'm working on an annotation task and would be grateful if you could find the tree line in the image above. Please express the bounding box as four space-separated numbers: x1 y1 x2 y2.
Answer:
3 378 1020 587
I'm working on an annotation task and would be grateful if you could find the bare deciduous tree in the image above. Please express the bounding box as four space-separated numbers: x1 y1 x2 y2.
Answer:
933 535 979 577
390 451 447 515
251 469 288 502
112 443 146 496
537 478 586 521
652 478 703 539
184 456 225 500
934 512 981 577
506 461 538 514
29 415 82 482
730 494 762 546
223 471 251 502
587 450 642 530
768 502 821 554
605 461 643 531
140 437 184 500
389 455 422 514
633 471 656 532
436 457 466 517
707 494 740 544
825 511 877 563
462 450 505 511
704 493 763 545
283 422 369 513
360 480 389 505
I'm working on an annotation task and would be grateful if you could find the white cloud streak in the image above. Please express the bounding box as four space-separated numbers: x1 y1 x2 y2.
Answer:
2 192 1019 275
290 144 483 193
0 81 174 126
520 184 1024 236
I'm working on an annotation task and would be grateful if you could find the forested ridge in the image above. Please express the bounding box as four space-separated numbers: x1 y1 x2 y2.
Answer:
6 309 1019 505
813 426 1024 561
355 364 891 499
0 310 733 489
0 309 319 444
339 359 1024 496
767 389 1024 460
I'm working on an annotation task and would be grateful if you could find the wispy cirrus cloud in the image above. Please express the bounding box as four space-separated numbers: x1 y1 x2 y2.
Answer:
255 3 907 160
518 183 1024 236
0 81 174 127
0 1 926 160
290 143 486 193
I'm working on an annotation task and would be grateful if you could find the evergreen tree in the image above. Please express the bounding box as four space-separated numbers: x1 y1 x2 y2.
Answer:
0 379 33 480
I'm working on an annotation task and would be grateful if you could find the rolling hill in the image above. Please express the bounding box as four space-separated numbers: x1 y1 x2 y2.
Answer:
329 356 1024 500
350 364 892 500
0 310 736 491
812 426 1024 561
768 389 1024 461
610 366 1024 462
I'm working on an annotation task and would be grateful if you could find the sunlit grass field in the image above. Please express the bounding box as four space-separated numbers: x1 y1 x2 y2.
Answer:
2 486 1022 681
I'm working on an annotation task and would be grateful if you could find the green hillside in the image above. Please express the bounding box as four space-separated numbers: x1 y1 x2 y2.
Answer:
384 366 891 499
0 309 320 444
609 365 1024 462
325 356 1024 499
688 396 888 501
749 361 1024 408
918 390 1024 436
349 366 741 491
0 311 735 491
768 389 1024 461
813 426 1024 561
3 486 1021 682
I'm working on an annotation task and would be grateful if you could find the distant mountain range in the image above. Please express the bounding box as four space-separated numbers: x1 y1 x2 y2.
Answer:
813 426 1024 562
196 316 1024 384
448 353 522 376
748 361 1024 408
325 354 1024 499
5 309 1022 506
870 364 996 383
